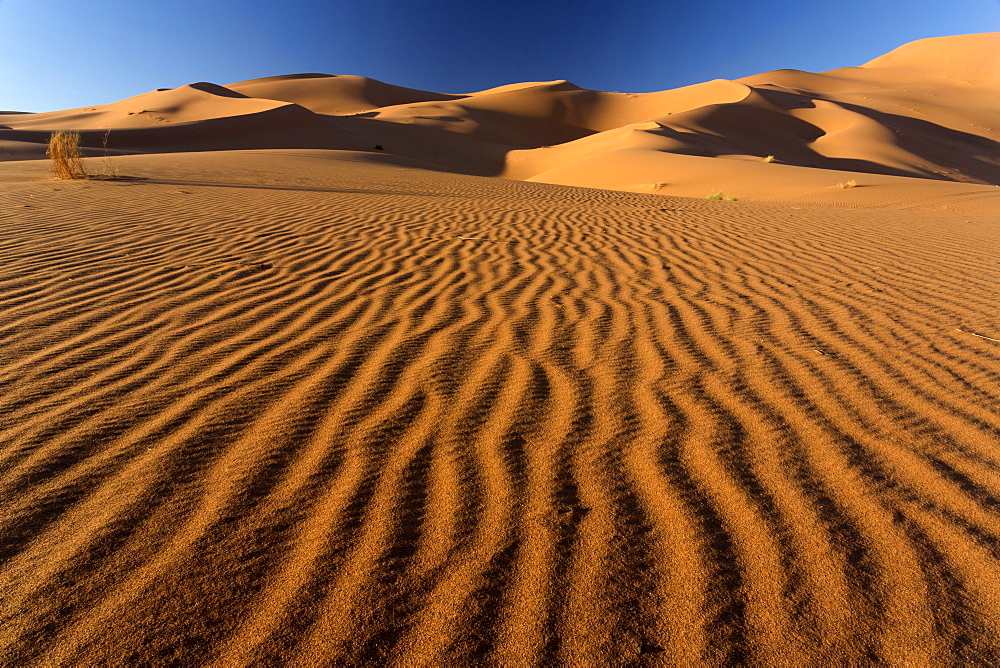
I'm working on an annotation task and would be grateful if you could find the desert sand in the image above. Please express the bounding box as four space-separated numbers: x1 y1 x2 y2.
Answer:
1 33 999 665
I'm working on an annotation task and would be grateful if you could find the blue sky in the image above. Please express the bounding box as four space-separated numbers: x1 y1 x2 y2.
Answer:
2 0 998 112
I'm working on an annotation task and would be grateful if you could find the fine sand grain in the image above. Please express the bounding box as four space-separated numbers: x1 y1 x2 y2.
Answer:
1 150 999 664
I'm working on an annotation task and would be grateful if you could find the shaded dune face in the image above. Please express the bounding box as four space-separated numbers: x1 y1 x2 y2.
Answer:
227 73 465 115
1 153 999 664
1 33 997 189
620 87 999 182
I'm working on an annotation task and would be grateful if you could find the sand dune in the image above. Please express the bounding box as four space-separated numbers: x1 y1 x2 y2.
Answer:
506 34 1000 191
858 32 999 80
5 82 296 130
2 33 1000 665
2 33 997 203
227 73 462 116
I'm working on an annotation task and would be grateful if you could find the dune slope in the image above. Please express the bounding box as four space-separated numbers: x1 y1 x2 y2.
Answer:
1 33 997 199
1 151 999 664
226 73 463 115
506 33 1000 193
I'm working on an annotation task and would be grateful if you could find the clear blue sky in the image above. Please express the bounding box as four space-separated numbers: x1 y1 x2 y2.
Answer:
2 0 998 112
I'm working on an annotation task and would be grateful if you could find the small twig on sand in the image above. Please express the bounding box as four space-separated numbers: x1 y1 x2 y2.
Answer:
956 328 1000 343
457 236 494 242
101 128 121 178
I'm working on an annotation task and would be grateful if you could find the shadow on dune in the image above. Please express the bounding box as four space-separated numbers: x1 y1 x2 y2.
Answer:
754 88 1000 183
829 98 1000 184
349 105 596 157
186 81 252 98
359 76 465 107
645 87 1000 183
0 108 516 177
3 84 996 184
649 119 936 180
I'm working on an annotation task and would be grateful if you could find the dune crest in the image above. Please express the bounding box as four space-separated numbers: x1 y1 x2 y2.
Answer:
860 32 1000 81
227 73 463 115
2 32 996 205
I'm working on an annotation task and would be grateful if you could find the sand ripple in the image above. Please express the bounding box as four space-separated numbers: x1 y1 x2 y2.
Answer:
1 153 999 664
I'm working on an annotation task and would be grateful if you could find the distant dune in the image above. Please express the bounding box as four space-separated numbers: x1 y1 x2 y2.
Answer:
1 34 999 665
2 32 997 202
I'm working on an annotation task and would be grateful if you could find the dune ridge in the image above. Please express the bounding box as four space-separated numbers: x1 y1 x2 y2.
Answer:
1 151 1000 663
1 33 997 203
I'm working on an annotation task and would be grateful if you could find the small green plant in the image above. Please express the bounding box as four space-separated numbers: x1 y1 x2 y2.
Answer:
708 191 737 201
47 130 88 180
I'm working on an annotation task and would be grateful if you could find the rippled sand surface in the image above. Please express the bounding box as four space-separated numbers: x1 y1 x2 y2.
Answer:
2 152 999 664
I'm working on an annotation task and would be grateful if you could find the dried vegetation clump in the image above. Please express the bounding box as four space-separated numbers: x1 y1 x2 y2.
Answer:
47 130 89 180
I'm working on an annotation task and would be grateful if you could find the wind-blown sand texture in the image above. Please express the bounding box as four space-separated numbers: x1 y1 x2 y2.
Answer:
2 33 1000 665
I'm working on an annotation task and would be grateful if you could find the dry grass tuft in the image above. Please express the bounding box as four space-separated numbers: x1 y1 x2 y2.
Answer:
836 179 858 189
100 129 120 179
763 155 775 163
47 131 89 180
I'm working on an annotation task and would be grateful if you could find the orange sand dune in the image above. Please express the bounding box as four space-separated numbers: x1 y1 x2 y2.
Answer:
6 82 295 129
226 73 462 115
2 33 1000 665
2 33 997 202
507 34 1000 192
